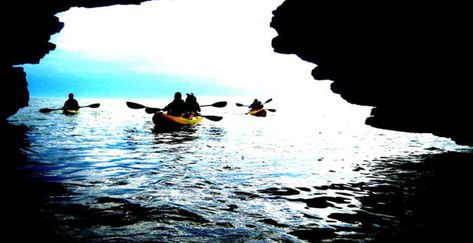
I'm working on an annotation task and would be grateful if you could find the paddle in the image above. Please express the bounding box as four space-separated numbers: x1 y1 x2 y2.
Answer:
201 115 223 121
145 107 162 114
126 101 162 113
236 98 272 107
39 108 61 113
127 101 227 114
127 101 225 121
194 101 226 121
146 101 226 114
126 101 146 109
84 103 101 109
200 101 227 108
39 103 100 113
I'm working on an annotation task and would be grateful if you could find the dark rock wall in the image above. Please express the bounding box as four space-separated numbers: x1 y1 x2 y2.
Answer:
2 1 63 118
1 0 150 119
271 0 473 146
0 67 29 119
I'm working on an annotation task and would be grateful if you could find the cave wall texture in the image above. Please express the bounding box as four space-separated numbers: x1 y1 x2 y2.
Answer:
271 0 472 146
1 0 472 146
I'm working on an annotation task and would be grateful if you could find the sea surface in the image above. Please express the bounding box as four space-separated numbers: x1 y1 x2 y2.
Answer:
4 97 472 242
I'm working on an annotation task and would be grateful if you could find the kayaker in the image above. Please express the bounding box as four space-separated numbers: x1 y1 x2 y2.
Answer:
163 92 185 116
183 93 201 118
249 99 264 111
62 93 80 110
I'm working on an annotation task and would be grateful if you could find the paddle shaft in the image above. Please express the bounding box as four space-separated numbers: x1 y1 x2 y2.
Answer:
237 98 272 107
40 103 100 113
127 101 226 114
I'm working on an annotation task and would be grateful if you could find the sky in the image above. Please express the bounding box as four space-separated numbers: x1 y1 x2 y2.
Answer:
23 0 331 99
20 0 383 145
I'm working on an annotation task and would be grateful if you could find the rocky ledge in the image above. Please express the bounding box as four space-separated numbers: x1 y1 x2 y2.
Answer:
270 0 473 146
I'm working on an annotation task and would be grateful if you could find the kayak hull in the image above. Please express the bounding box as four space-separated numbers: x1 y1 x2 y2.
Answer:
152 112 203 130
248 108 267 117
63 109 80 115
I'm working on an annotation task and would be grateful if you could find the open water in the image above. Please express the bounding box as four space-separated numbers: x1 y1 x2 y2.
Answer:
4 97 472 242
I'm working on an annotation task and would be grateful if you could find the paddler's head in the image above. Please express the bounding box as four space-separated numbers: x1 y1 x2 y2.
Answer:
174 92 182 100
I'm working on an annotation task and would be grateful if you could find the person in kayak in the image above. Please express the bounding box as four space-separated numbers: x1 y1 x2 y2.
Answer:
163 92 185 116
249 99 264 111
183 93 201 118
62 93 80 111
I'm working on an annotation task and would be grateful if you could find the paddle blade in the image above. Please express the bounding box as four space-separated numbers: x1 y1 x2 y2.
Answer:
202 115 223 121
235 103 247 107
267 109 276 112
264 98 272 104
211 101 227 108
145 107 161 114
88 103 100 108
126 101 146 109
39 108 54 113
200 101 227 108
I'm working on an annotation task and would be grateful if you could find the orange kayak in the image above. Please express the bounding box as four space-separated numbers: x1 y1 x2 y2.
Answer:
247 108 267 117
152 112 203 129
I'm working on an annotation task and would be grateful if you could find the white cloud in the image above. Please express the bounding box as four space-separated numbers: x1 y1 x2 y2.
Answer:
53 0 320 92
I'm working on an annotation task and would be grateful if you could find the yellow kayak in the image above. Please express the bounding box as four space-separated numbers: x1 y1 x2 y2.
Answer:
152 112 203 129
247 108 267 117
63 109 80 115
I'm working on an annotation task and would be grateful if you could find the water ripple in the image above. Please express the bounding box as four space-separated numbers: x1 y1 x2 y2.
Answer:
5 97 471 242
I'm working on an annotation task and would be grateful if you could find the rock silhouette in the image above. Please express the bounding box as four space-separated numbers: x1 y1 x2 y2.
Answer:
1 0 150 119
271 0 473 146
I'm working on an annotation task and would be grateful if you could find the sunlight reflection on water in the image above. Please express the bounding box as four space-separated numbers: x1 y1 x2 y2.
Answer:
7 97 470 242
